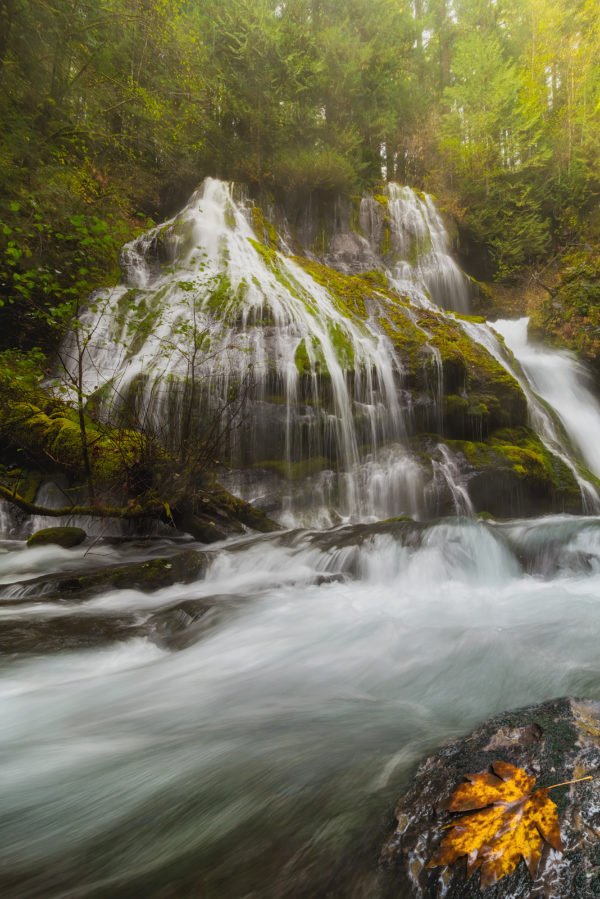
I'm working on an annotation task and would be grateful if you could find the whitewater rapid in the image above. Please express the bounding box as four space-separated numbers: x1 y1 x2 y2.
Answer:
2 516 600 896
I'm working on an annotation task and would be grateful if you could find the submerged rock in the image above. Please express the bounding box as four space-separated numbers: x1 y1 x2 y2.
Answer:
52 547 210 595
27 526 87 548
380 697 600 897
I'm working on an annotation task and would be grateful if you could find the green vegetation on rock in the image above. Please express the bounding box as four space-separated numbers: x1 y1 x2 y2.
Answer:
27 527 87 549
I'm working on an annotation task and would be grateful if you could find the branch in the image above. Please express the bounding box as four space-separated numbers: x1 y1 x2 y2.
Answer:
0 485 163 520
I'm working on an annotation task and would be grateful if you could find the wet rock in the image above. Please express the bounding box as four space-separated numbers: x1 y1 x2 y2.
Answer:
27 526 87 549
0 597 222 654
380 697 600 897
7 547 211 599
54 548 210 595
0 614 137 653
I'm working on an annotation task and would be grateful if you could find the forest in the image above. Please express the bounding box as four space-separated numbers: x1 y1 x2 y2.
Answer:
1 0 599 350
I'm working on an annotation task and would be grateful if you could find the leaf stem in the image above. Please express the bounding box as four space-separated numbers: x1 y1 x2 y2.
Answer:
547 775 593 790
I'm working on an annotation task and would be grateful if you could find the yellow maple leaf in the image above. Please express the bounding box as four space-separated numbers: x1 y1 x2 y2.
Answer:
427 760 563 888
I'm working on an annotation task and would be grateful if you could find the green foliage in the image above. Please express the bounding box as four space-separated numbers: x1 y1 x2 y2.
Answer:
529 245 600 372
0 0 598 337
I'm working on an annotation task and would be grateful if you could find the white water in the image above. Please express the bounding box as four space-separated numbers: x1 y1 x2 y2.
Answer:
494 317 600 478
50 177 600 529
377 185 470 313
46 179 600 526
2 516 600 896
55 178 475 526
461 316 600 511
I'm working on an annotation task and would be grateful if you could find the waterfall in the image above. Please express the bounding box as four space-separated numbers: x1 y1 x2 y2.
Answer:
55 178 475 527
46 178 599 527
458 317 600 510
358 185 471 312
493 318 600 479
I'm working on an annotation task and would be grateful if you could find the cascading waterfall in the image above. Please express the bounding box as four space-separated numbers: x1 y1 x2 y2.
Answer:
55 178 474 527
48 178 600 525
493 317 600 479
360 184 471 313
459 316 600 511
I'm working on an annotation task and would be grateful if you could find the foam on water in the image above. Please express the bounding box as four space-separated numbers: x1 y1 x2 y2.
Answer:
1 517 600 895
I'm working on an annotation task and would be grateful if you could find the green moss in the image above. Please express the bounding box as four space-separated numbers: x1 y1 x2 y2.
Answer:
265 219 278 247
250 205 278 249
373 194 389 209
204 272 232 313
361 270 387 289
378 304 428 375
27 526 86 548
452 312 487 324
466 401 488 417
444 427 582 505
403 230 432 267
0 466 42 503
380 226 391 256
294 338 310 375
294 337 329 376
120 289 165 358
415 309 528 432
254 457 330 480
328 322 355 370
224 201 236 229
441 436 490 467
292 256 375 320
248 239 319 315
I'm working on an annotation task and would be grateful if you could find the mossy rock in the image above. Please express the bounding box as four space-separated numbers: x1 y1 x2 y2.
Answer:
29 548 211 597
440 426 585 517
27 526 87 549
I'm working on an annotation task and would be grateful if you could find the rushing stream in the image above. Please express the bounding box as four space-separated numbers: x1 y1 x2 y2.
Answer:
3 516 600 897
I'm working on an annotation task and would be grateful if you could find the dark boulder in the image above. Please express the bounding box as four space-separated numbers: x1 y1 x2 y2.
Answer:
380 697 600 897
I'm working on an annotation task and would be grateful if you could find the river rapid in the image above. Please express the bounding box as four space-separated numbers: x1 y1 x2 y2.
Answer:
3 514 600 897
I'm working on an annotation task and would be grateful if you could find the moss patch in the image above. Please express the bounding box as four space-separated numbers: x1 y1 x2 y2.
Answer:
27 526 86 548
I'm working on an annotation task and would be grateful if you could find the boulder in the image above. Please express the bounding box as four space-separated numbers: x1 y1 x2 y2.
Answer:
27 526 87 549
380 697 600 897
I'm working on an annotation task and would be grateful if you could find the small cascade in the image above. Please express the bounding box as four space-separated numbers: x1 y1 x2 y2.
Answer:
493 318 600 479
359 185 471 313
429 443 474 516
459 317 600 510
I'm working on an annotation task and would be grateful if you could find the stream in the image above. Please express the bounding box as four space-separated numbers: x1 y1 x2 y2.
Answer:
2 514 600 897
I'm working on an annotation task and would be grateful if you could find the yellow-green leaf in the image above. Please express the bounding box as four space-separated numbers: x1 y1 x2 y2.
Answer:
428 761 563 888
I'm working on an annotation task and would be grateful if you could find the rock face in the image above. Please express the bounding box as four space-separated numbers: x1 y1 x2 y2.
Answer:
380 697 600 897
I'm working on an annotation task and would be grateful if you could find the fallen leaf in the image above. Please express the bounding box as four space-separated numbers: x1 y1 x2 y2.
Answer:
427 760 563 888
